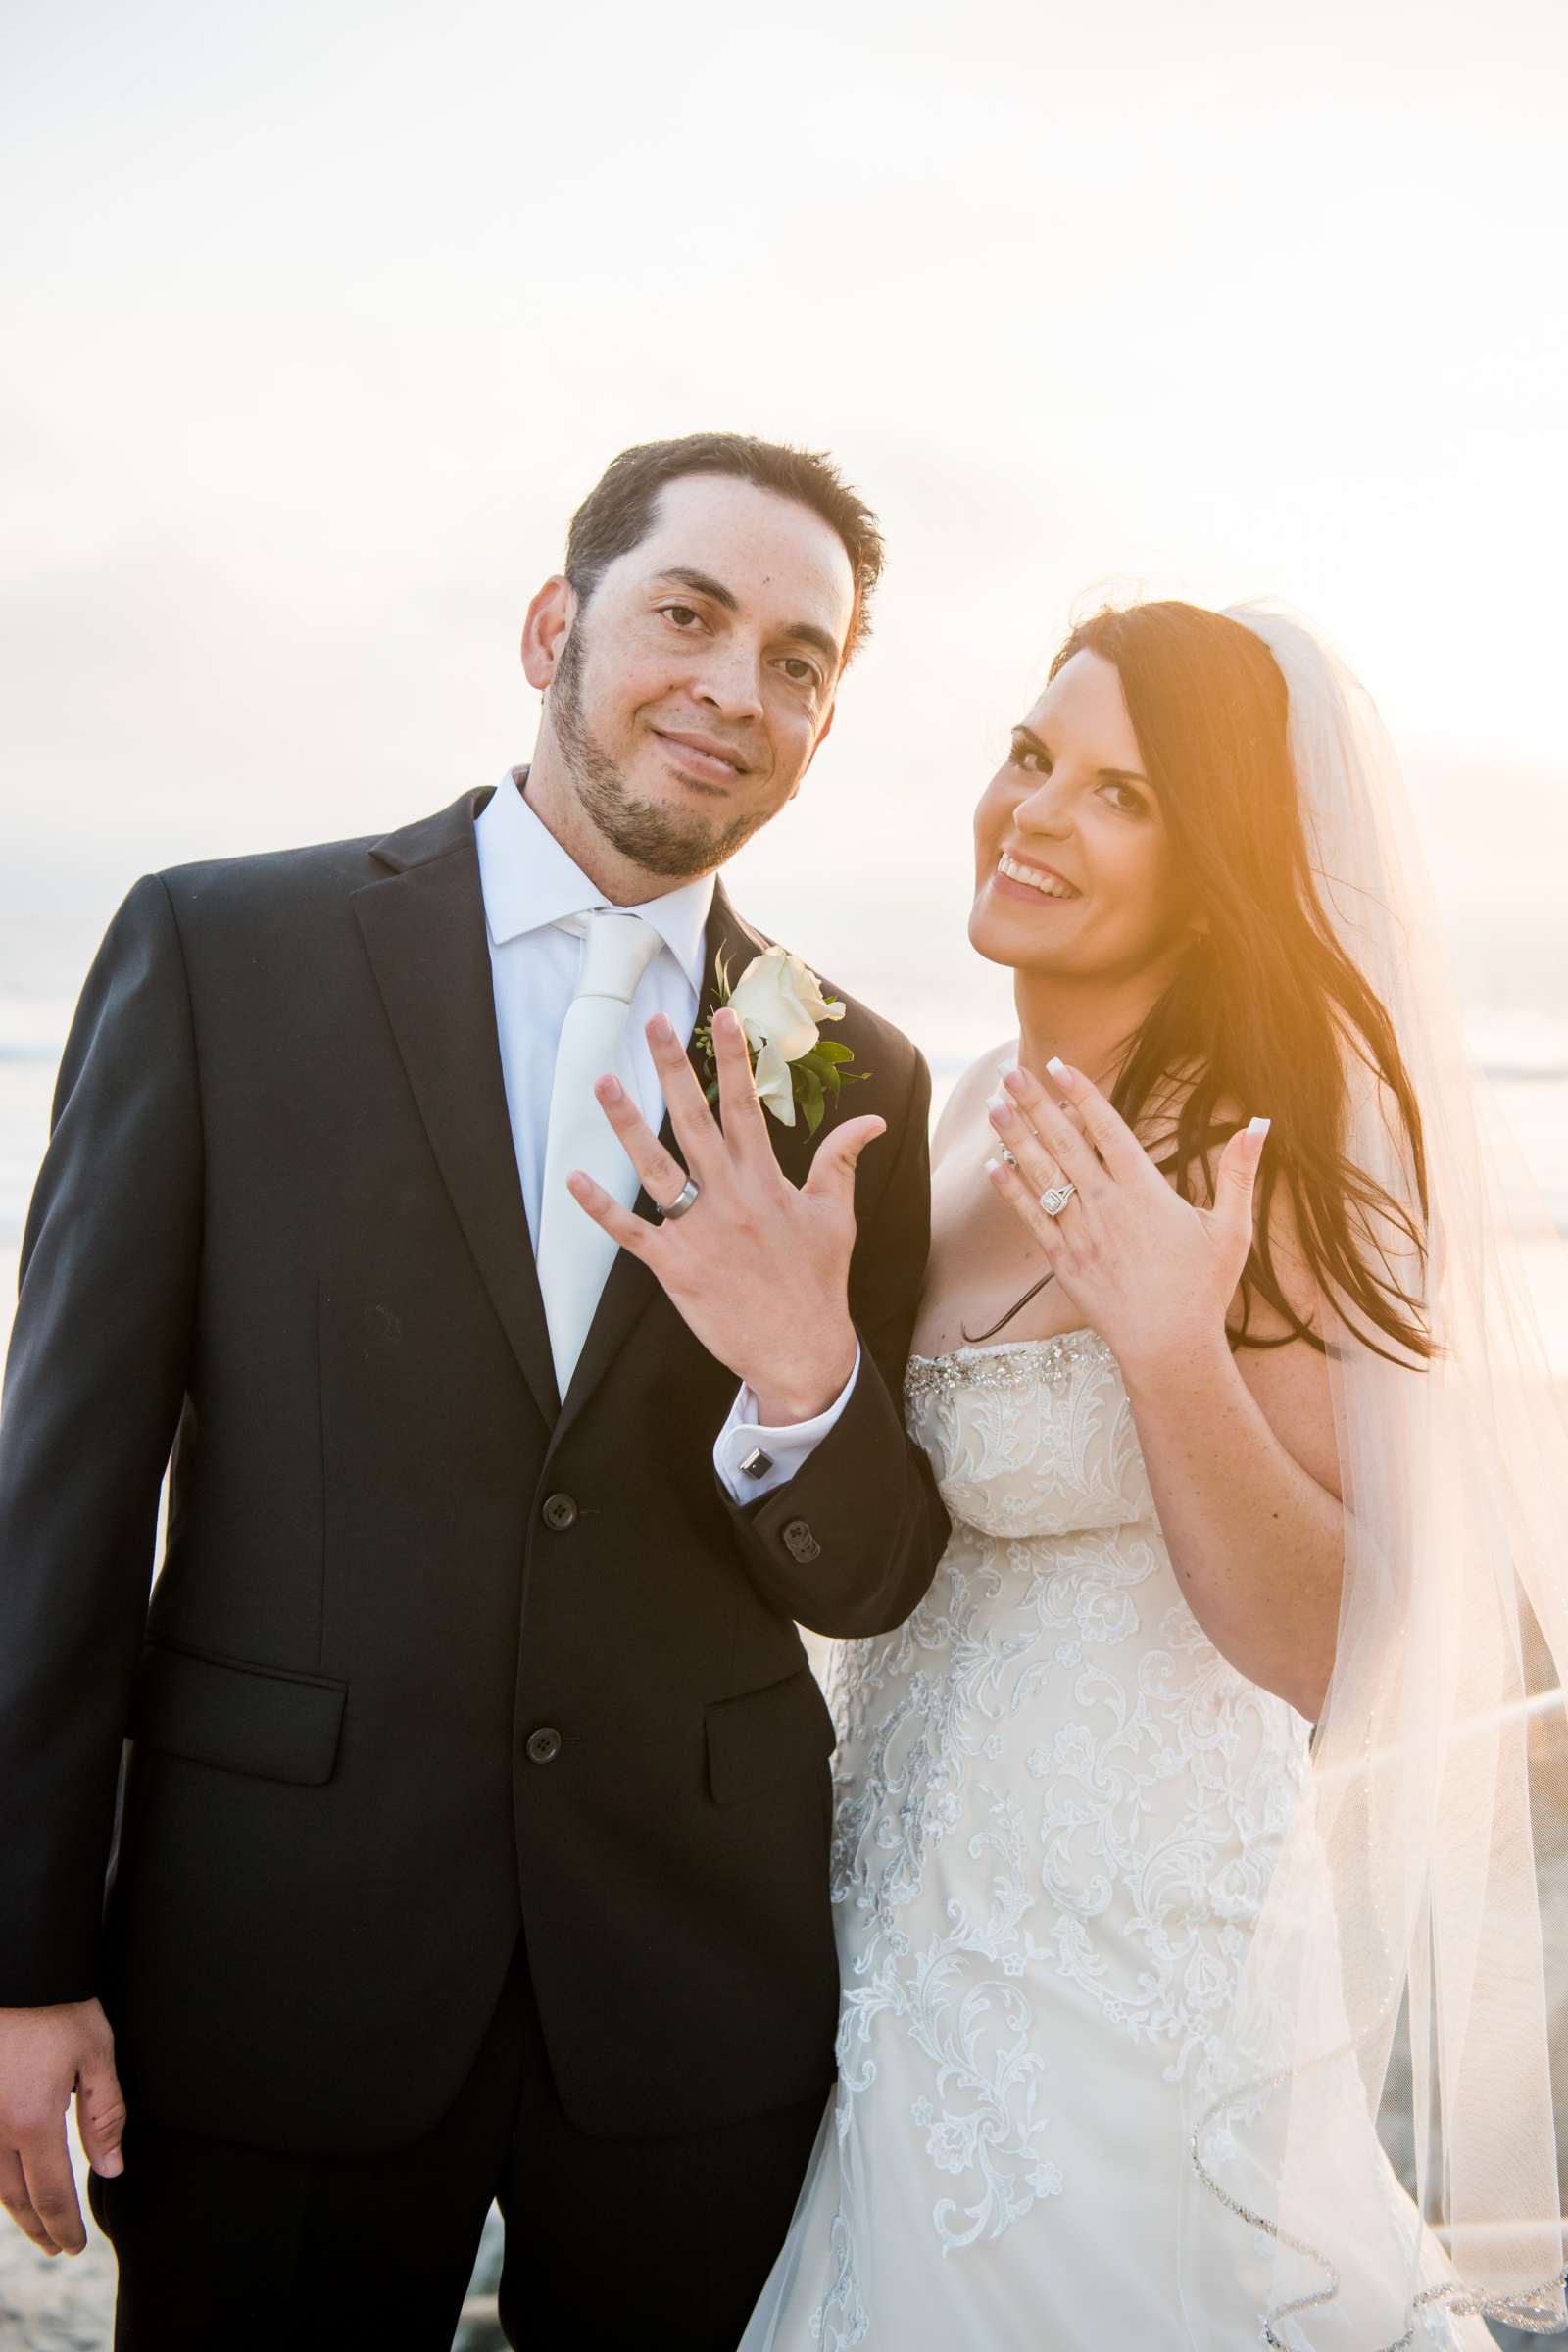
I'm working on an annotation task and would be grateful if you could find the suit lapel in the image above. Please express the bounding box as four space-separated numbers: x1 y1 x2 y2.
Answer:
551 879 806 1445
351 792 560 1432
352 795 812 1449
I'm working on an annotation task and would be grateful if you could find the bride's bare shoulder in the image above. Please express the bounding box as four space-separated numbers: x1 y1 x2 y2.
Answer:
932 1039 1017 1165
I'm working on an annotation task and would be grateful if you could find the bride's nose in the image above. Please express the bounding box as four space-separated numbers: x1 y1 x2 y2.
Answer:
1014 776 1075 837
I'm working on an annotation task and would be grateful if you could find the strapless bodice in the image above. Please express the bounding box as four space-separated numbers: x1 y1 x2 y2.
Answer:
903 1329 1152 1541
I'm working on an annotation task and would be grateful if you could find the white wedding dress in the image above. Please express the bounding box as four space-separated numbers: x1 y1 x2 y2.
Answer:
741 1329 1494 2350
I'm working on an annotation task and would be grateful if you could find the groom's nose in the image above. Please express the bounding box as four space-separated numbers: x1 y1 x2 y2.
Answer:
691 638 765 725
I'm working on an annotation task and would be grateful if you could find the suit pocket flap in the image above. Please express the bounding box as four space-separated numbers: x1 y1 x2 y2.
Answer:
705 1665 836 1807
129 1643 348 1787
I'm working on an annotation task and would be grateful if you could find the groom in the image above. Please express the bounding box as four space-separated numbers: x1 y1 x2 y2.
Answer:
0 433 948 2347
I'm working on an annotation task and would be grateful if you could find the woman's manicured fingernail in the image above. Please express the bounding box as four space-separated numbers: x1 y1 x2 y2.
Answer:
987 1094 1013 1124
1248 1115 1271 1138
1003 1067 1029 1094
1046 1055 1069 1081
984 1156 1006 1183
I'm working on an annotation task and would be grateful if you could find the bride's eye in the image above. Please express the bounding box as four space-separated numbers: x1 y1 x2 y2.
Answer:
1008 739 1049 776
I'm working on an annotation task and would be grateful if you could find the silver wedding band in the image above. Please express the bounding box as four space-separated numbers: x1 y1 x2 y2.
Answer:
657 1176 702 1222
1038 1182 1077 1218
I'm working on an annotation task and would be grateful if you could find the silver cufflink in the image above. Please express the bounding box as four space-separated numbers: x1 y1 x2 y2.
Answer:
740 1446 774 1481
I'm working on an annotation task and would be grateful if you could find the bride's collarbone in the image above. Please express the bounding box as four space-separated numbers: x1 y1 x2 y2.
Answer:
914 1149 1091 1359
913 1064 1201 1362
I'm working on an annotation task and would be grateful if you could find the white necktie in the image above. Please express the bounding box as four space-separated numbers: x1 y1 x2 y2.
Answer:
535 909 663 1399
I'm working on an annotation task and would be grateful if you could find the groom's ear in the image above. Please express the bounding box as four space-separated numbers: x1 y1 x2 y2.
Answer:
521 575 577 690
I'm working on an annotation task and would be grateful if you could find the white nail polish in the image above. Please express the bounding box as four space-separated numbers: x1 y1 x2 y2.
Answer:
984 1155 1004 1178
986 1091 1009 1115
1046 1055 1067 1080
1248 1116 1271 1137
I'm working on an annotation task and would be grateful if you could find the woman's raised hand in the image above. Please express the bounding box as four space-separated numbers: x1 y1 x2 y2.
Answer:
985 1059 1269 1385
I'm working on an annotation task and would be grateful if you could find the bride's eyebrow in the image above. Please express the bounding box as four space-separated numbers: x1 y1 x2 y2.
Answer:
1011 722 1152 789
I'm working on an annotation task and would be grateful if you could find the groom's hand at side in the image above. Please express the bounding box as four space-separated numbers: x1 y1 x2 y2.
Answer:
567 1004 884 1424
0 1999 125 2255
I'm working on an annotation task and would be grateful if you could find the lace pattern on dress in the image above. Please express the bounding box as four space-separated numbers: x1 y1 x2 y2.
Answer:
814 1337 1309 2274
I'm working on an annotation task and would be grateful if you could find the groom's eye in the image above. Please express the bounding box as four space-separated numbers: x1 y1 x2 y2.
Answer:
779 657 819 687
660 602 703 629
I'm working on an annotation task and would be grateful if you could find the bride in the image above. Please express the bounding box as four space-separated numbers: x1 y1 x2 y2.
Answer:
742 603 1567 2349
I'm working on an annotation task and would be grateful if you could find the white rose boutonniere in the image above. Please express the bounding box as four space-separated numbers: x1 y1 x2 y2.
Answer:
696 944 869 1133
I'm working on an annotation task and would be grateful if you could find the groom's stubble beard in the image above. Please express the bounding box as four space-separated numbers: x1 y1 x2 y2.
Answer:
549 613 776 882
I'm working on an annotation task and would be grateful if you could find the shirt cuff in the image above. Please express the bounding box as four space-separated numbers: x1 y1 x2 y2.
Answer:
712 1346 862 1503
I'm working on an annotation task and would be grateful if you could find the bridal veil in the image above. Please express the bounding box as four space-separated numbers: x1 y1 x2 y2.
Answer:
1177 610 1568 2346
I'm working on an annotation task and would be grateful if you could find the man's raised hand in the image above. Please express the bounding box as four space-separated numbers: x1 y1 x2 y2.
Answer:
566 1004 884 1424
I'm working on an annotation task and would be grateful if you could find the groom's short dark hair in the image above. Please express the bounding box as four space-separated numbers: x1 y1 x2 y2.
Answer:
564 433 884 665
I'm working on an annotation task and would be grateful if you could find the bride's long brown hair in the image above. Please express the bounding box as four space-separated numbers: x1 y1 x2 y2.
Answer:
976 600 1431 1363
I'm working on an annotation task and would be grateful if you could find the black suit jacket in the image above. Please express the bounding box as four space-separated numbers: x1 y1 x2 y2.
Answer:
0 787 948 2152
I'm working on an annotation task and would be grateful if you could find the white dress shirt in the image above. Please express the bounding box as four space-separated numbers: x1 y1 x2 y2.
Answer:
475 771 858 1502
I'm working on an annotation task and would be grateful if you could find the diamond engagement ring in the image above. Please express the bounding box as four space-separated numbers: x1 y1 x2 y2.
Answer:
1038 1182 1077 1218
657 1176 702 1222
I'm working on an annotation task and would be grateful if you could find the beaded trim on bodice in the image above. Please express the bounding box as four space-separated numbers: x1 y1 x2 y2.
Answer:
903 1328 1116 1406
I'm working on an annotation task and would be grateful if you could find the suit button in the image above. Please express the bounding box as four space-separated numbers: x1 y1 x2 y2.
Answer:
782 1517 821 1564
525 1727 563 1765
541 1493 578 1531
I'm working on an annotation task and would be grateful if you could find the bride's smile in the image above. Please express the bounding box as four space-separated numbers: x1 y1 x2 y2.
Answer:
968 644 1202 1001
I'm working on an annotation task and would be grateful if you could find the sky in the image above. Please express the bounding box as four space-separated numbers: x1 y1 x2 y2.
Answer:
4 0 1568 1052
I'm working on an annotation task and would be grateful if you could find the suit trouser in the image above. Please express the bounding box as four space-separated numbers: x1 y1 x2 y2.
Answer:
86 1936 826 2351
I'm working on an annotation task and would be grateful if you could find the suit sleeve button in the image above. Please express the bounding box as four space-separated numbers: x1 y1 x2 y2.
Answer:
525 1727 563 1764
542 1493 578 1531
781 1517 821 1563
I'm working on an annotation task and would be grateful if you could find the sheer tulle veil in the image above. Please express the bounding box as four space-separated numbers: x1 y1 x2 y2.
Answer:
1176 609 1568 2345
